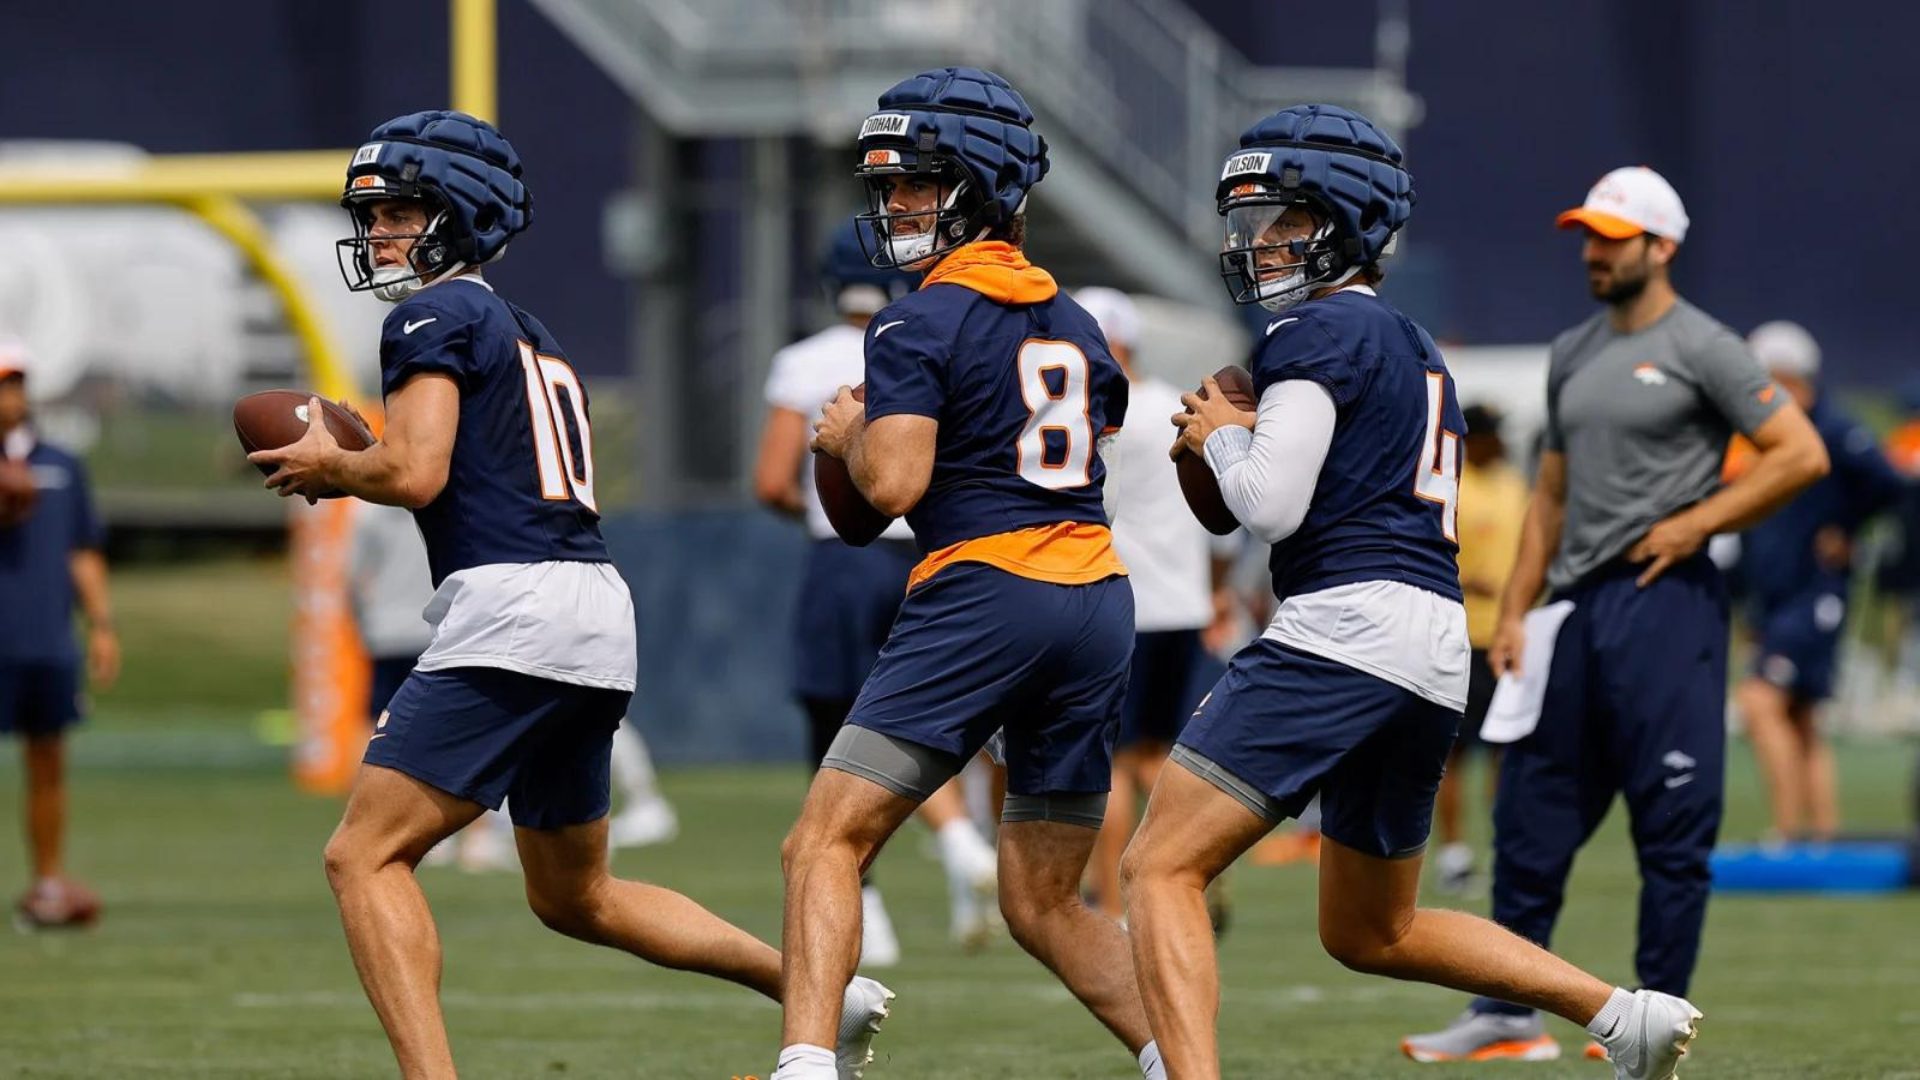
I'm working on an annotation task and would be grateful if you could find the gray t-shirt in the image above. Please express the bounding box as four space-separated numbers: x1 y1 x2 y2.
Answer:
1544 297 1782 590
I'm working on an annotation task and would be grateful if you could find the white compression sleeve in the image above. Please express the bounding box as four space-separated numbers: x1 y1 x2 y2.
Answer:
1200 379 1337 544
1097 431 1123 523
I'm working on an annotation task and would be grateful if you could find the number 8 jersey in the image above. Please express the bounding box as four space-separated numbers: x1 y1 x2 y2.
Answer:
380 276 611 587
861 243 1129 589
380 275 633 693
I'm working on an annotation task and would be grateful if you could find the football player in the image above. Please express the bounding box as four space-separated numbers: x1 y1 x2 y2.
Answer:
1118 105 1701 1080
776 69 1162 1080
752 221 1000 963
249 111 891 1080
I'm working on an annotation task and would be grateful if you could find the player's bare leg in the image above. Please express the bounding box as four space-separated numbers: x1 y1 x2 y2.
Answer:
1738 675 1809 837
1314 833 1612 1019
779 767 921 1052
22 734 66 880
516 816 782 998
1795 700 1841 840
1122 762 1274 1077
1091 761 1139 918
324 764 484 1080
998 814 1155 1053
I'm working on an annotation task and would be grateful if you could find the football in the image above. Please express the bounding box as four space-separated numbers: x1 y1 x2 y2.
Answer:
0 456 36 529
1174 365 1259 535
233 389 376 499
813 384 897 547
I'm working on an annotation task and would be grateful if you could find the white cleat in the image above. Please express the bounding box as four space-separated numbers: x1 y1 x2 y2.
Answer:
836 976 895 1078
456 811 518 873
1601 990 1701 1080
859 885 902 969
607 797 680 849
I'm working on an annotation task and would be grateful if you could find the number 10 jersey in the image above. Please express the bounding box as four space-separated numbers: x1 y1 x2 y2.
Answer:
379 276 610 588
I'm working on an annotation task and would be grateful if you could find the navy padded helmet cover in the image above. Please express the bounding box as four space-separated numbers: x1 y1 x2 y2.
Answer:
858 67 1048 223
345 110 532 264
1218 104 1414 263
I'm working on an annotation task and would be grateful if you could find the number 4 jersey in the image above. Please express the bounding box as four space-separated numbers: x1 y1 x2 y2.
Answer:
379 276 635 692
1250 286 1468 711
860 242 1129 590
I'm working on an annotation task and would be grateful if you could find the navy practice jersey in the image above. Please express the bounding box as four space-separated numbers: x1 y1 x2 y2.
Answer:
863 278 1128 554
0 440 102 664
1251 289 1464 604
1742 395 1904 608
379 277 610 586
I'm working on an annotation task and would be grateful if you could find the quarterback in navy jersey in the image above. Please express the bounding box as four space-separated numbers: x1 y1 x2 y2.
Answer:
248 110 891 1079
775 69 1164 1080
1119 106 1700 1080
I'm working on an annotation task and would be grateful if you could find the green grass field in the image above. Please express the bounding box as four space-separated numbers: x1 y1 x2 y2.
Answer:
2 560 1919 1078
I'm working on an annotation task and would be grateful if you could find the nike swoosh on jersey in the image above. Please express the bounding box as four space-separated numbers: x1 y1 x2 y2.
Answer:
1265 317 1300 336
403 317 438 335
873 319 906 339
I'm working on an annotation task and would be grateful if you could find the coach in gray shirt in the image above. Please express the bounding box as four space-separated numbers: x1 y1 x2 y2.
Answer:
1405 166 1828 1063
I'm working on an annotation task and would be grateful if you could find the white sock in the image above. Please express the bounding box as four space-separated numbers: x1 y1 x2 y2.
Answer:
1138 1039 1167 1080
772 1043 837 1079
1586 987 1636 1041
609 720 663 805
937 818 994 880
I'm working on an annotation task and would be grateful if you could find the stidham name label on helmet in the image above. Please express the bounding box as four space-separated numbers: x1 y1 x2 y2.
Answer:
860 113 912 140
1220 152 1272 181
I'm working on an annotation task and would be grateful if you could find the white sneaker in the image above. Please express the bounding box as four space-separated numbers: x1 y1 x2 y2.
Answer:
836 976 895 1078
859 886 901 969
1601 990 1701 1080
607 798 679 849
938 821 998 949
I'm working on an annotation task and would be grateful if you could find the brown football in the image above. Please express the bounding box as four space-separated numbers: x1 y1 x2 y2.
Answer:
813 384 897 547
0 457 37 529
1174 366 1259 535
233 389 376 500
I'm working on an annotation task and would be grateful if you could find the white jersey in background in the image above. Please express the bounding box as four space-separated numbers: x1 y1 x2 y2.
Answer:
1109 375 1230 632
763 323 915 543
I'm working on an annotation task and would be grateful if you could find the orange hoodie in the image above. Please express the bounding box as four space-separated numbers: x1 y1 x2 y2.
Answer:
903 242 1128 592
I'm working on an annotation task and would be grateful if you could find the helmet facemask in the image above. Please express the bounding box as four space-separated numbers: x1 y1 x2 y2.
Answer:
1219 197 1353 312
854 160 984 272
336 197 465 303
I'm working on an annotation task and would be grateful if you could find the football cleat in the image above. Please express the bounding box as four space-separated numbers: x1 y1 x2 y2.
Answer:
1599 990 1701 1080
14 877 102 931
836 976 895 1079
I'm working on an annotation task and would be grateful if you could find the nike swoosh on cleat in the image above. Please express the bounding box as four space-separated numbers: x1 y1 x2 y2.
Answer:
403 318 438 335
873 319 906 339
1266 317 1300 336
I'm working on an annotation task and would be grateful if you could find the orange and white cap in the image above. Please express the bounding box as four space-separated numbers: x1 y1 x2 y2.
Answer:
0 337 27 381
1556 166 1689 243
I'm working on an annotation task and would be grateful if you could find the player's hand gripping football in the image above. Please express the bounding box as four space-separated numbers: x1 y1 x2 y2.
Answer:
1170 376 1256 461
811 385 864 460
1627 510 1709 587
249 396 345 505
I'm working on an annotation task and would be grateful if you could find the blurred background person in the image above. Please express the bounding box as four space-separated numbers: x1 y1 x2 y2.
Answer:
1432 401 1529 896
1733 321 1904 843
1072 286 1234 927
0 340 118 928
752 222 999 961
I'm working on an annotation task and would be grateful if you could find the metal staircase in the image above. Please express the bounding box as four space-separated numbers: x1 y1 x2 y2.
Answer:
532 0 1420 309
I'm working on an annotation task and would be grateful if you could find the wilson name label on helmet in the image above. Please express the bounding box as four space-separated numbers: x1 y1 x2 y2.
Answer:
860 113 912 140
352 143 384 167
1220 151 1272 180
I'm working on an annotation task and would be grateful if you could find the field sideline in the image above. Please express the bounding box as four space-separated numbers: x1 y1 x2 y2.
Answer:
2 561 1918 1077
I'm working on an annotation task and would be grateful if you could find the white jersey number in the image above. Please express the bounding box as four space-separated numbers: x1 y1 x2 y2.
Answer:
1413 371 1460 542
518 341 598 512
1015 340 1094 490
